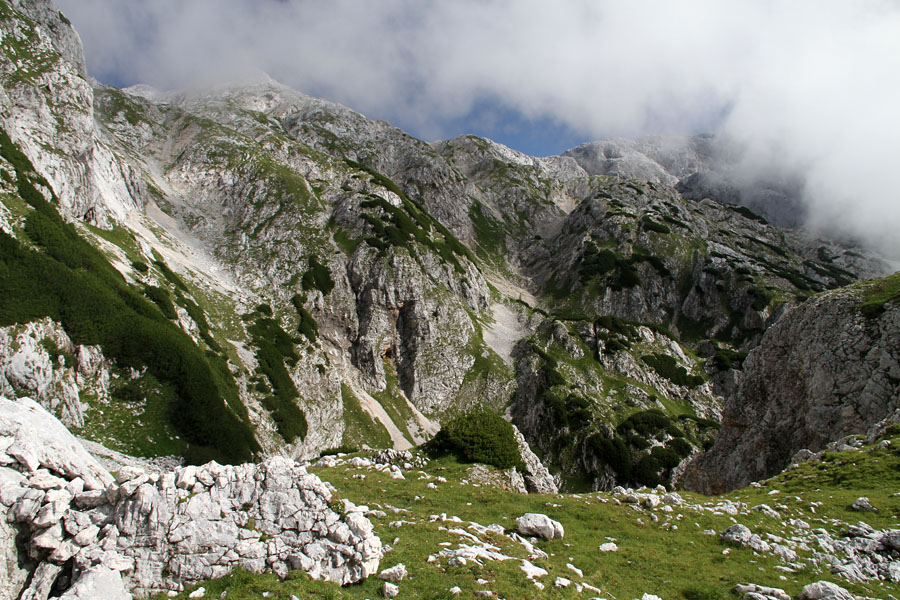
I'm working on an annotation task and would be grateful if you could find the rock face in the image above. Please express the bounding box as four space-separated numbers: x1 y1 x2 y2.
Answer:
1 0 897 499
511 425 558 494
0 319 111 428
0 0 144 225
0 397 382 598
684 283 900 494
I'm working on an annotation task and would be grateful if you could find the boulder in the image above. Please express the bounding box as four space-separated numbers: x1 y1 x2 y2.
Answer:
0 397 113 491
516 513 564 540
720 524 752 546
851 497 878 512
799 581 854 600
378 563 408 582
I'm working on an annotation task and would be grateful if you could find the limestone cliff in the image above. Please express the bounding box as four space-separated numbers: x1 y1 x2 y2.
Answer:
683 275 900 494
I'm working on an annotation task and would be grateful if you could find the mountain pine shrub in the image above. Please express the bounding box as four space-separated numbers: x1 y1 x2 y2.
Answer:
426 411 523 470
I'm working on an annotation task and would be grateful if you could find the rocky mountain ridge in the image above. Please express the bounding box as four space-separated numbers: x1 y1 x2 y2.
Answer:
0 0 897 500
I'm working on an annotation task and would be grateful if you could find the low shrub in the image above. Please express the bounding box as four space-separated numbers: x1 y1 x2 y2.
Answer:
426 411 523 470
143 285 177 319
641 354 705 387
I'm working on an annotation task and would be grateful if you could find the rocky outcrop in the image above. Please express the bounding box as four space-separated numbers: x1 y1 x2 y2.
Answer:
0 319 111 428
511 425 558 494
0 0 145 226
684 282 900 494
8 0 87 78
0 397 382 598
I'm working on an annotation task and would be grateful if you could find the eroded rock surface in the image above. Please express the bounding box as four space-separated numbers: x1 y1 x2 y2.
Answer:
0 397 382 598
685 285 900 494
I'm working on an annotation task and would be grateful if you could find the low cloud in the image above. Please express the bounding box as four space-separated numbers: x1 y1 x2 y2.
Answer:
57 0 900 259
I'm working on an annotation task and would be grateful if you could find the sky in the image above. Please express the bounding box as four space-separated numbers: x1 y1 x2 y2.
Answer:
57 0 900 258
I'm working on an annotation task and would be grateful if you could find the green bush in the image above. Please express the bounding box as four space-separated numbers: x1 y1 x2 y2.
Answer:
641 216 671 234
246 310 307 443
650 446 680 469
427 411 523 470
143 286 177 319
747 286 775 311
667 437 693 458
300 255 334 295
633 454 662 487
641 354 705 387
588 434 632 481
618 409 671 436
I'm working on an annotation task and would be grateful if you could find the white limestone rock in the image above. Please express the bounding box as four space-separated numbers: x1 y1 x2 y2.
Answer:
799 581 854 600
516 513 564 540
59 565 131 600
0 397 113 491
378 563 408 582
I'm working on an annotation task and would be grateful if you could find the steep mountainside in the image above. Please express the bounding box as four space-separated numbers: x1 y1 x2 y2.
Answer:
684 273 900 494
0 0 896 497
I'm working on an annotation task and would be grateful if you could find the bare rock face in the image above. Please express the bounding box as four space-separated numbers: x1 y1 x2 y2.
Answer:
0 319 111 428
0 397 383 598
510 425 558 494
0 0 145 226
8 0 87 77
684 284 900 494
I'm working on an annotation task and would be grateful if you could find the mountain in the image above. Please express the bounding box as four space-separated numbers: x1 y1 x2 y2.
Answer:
2 1 900 597
1 0 894 480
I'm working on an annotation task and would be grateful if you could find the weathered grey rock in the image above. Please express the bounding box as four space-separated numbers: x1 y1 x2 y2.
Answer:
734 584 790 600
511 425 558 494
685 285 900 494
720 524 752 546
0 397 113 491
799 580 854 600
59 565 131 600
516 513 564 540
851 497 878 512
0 517 29 600
381 581 399 598
378 563 407 582
18 561 61 600
0 397 382 599
599 542 618 552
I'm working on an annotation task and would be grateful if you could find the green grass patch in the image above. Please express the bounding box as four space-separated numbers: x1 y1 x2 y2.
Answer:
858 272 900 318
340 384 393 450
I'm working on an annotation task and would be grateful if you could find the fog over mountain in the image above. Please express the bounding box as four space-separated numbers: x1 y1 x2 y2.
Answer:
57 0 900 258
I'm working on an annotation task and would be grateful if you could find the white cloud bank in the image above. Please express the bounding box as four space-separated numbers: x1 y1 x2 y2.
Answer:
57 0 900 258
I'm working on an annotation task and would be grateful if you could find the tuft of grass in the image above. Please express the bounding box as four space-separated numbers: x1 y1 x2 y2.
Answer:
340 383 393 450
858 272 900 318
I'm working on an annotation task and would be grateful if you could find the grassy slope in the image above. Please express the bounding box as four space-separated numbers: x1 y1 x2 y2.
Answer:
153 431 900 600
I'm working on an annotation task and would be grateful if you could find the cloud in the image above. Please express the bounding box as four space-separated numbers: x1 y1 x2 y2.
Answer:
57 0 900 259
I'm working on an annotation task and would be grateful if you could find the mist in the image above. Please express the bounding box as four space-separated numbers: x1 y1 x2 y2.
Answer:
56 0 900 260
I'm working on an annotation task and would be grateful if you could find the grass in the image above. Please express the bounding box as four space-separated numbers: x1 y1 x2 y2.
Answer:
858 272 900 318
340 383 393 450
151 429 900 600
